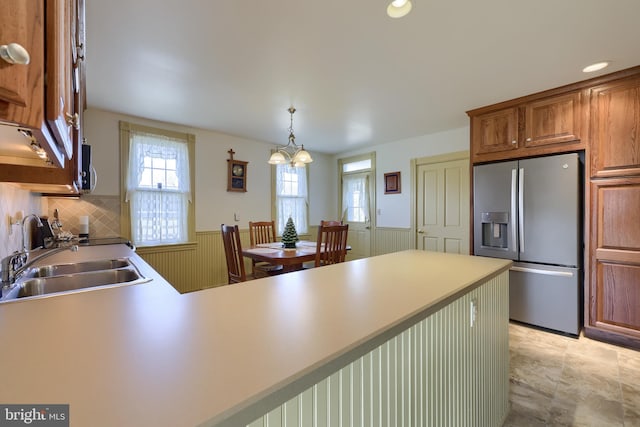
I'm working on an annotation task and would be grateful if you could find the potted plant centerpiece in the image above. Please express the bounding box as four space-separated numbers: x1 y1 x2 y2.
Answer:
281 217 299 250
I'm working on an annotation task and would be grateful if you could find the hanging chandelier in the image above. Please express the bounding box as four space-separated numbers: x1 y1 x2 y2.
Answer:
268 107 313 167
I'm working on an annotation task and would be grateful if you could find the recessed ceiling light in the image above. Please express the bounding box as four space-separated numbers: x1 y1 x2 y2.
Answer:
582 62 610 73
387 0 412 18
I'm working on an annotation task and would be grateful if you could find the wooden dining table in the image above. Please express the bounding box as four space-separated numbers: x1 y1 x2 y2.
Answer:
242 241 322 273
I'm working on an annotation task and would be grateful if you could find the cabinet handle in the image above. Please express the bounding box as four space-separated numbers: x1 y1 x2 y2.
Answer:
526 137 532 142
77 42 85 61
511 140 517 144
66 112 80 130
0 43 30 65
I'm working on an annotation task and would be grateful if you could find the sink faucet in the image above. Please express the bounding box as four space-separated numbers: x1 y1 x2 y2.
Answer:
1 213 44 290
22 213 43 252
1 244 79 293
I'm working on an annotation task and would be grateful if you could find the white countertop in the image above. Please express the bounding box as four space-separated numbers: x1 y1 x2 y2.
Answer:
0 246 510 426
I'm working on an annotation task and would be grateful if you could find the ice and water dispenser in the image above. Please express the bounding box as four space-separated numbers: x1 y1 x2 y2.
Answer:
480 212 509 249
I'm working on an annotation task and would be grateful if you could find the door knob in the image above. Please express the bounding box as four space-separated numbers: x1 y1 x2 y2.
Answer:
0 43 30 65
417 229 425 234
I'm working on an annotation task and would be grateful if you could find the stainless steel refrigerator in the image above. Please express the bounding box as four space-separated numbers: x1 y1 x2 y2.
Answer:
473 153 582 335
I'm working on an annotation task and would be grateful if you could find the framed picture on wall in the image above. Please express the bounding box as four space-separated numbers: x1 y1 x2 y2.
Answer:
384 171 401 194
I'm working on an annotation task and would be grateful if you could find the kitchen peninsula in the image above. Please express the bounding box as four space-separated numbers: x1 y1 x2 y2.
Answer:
0 247 511 427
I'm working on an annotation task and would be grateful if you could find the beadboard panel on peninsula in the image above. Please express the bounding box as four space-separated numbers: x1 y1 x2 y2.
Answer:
245 270 510 427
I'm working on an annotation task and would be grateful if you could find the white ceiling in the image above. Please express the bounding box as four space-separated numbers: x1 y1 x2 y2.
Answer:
85 0 640 155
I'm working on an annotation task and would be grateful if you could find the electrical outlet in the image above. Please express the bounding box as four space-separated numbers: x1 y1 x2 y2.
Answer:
470 298 478 328
7 214 20 235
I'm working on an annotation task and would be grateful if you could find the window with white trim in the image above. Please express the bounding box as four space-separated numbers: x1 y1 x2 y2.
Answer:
121 123 194 246
342 173 369 222
274 164 308 235
340 154 373 224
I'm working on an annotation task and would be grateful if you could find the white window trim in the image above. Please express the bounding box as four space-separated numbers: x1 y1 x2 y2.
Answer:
271 162 310 236
119 121 196 247
338 152 376 225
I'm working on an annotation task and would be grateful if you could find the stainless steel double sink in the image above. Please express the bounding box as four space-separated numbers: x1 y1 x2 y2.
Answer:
1 257 151 302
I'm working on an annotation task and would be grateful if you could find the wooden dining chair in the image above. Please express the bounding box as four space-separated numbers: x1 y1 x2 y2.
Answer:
320 220 343 226
249 221 277 246
315 223 349 267
248 221 284 277
221 224 253 284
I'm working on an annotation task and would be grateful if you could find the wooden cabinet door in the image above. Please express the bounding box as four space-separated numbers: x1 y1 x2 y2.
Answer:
0 0 45 126
0 0 83 192
70 0 85 190
471 107 518 156
524 92 581 147
590 76 640 178
588 177 640 347
45 0 74 159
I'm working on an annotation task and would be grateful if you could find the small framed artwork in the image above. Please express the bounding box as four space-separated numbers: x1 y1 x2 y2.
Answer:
384 171 401 194
227 149 248 192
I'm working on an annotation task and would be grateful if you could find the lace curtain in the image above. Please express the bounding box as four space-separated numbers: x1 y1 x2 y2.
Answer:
342 173 369 222
275 165 308 235
126 131 190 246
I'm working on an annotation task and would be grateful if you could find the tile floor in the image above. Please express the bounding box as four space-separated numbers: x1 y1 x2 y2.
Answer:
503 322 640 427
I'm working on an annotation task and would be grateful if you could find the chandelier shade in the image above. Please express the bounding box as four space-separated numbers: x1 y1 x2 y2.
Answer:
268 107 313 167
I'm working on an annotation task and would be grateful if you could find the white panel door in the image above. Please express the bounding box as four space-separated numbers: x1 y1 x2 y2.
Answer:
416 158 470 254
342 171 372 260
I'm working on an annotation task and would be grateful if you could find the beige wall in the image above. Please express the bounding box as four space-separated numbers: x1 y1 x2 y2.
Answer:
335 126 470 228
84 108 338 232
0 109 468 288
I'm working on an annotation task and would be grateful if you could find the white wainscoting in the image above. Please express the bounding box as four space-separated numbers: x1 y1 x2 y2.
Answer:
374 227 414 255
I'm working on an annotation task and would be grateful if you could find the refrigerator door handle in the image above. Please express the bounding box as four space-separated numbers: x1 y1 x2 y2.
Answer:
519 167 525 254
511 266 575 277
511 168 517 254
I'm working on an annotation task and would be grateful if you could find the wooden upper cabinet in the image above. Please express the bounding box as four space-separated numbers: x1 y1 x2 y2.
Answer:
0 1 45 126
0 0 84 193
471 107 519 156
469 91 584 164
0 0 71 168
589 76 640 178
524 92 581 148
46 0 74 159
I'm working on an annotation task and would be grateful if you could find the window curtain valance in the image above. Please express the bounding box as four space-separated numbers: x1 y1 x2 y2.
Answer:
126 130 191 202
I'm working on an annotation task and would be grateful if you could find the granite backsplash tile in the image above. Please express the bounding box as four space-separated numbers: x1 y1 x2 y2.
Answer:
46 195 120 239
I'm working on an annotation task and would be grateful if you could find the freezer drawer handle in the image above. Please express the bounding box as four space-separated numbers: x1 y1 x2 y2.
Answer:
511 266 574 277
511 169 517 254
518 167 525 253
